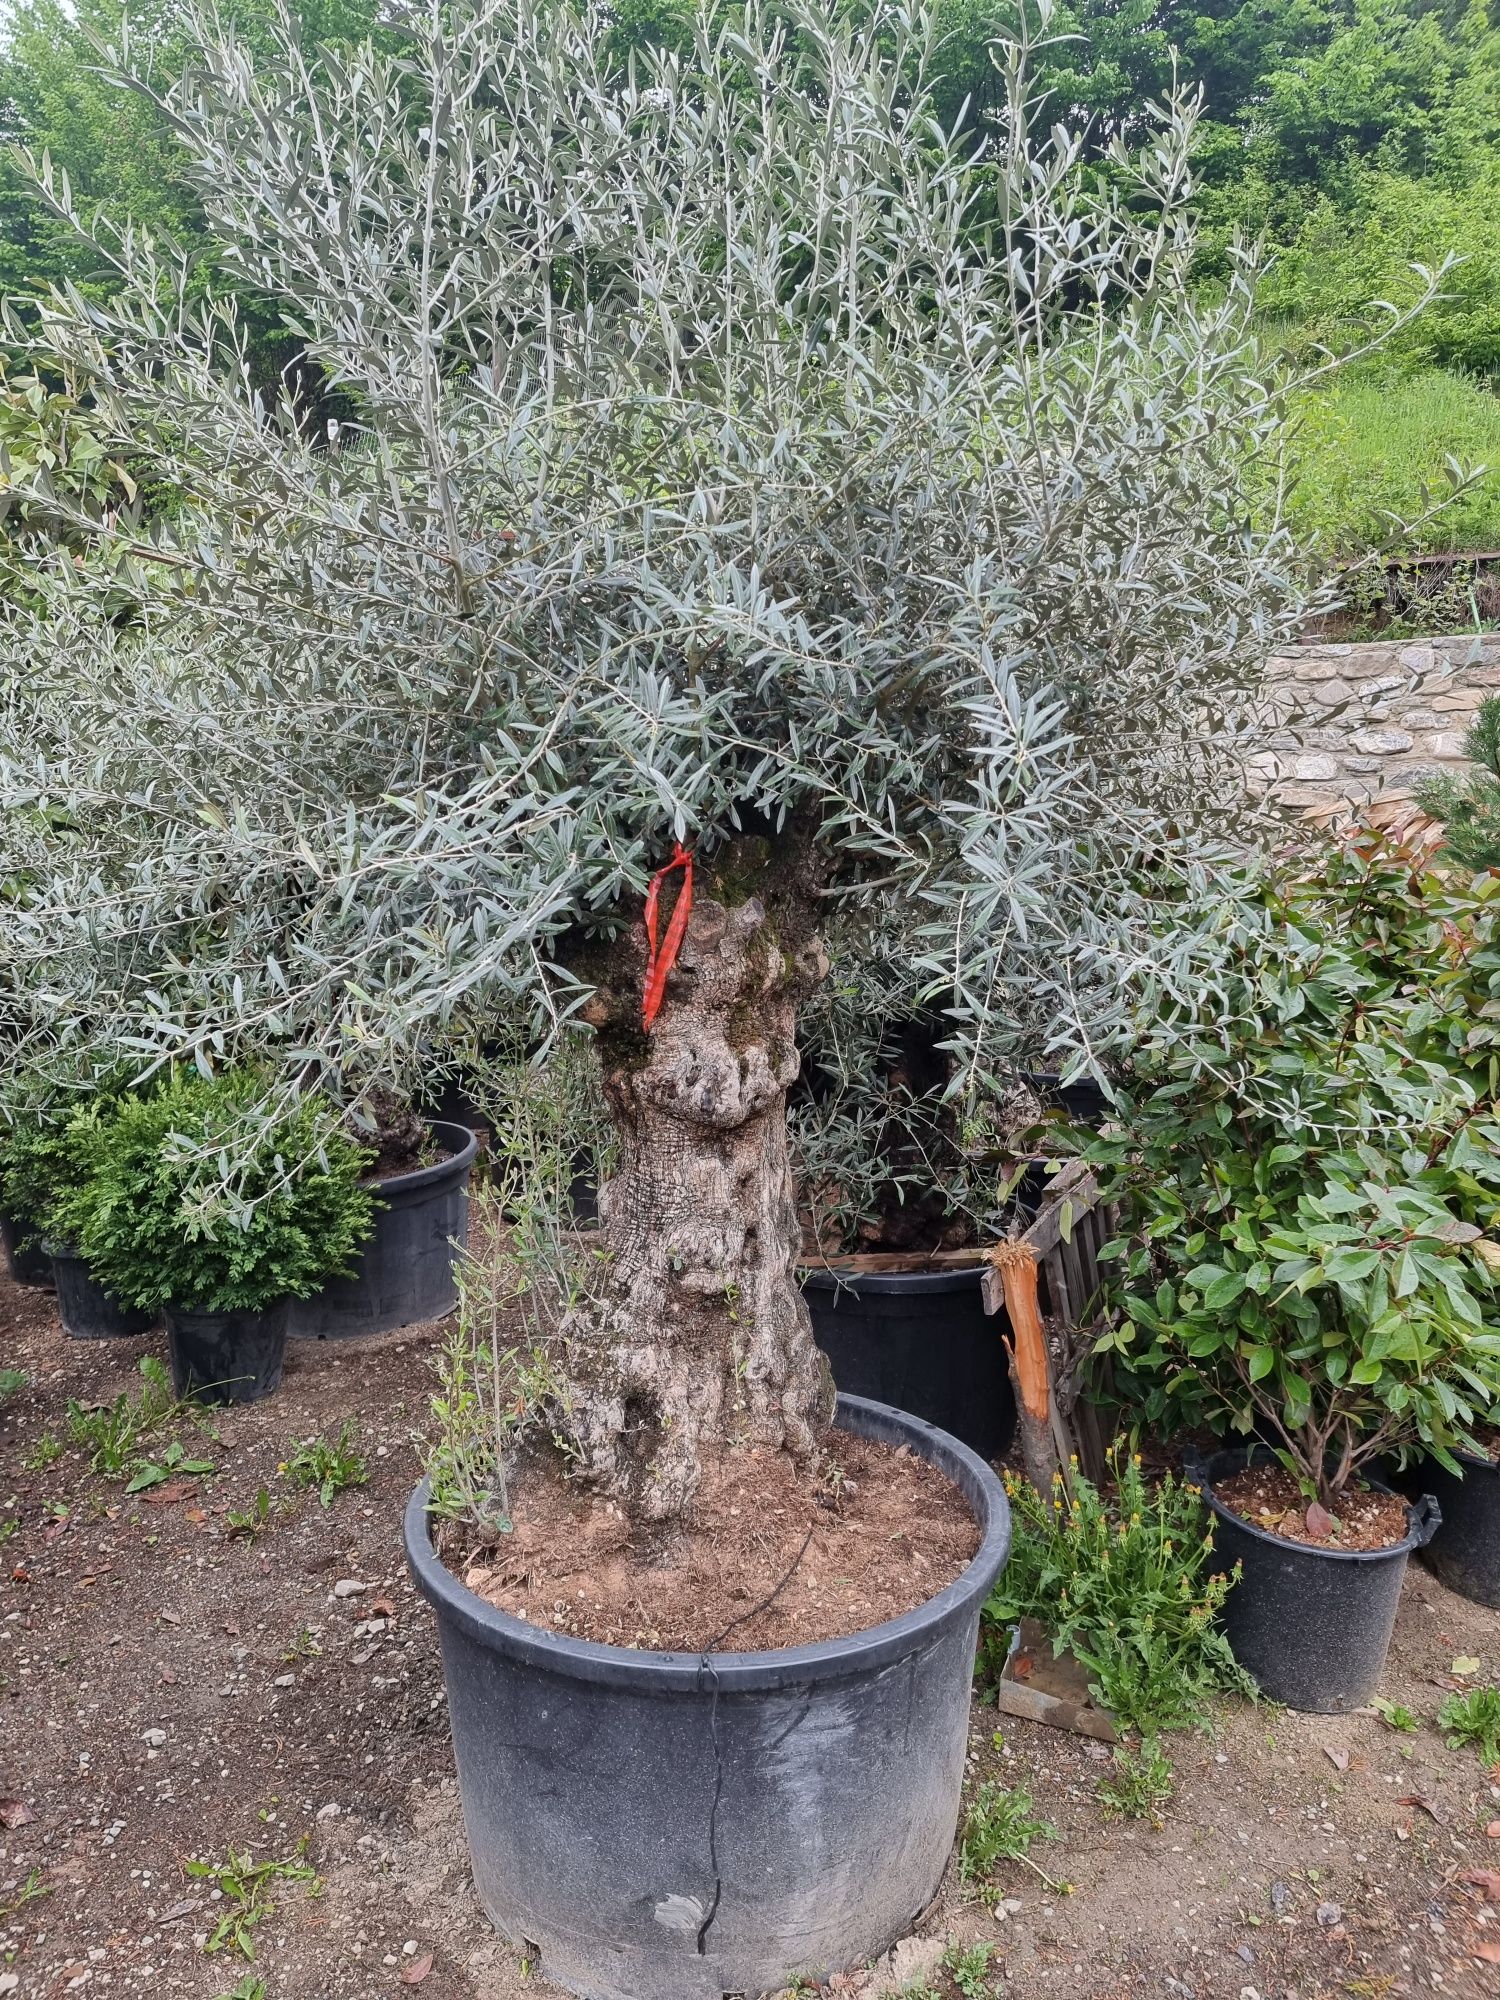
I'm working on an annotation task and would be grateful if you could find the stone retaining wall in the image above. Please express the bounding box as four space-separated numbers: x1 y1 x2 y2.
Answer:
1254 634 1500 814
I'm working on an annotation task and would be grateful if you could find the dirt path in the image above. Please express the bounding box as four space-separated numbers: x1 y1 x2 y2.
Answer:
3 1271 1499 2000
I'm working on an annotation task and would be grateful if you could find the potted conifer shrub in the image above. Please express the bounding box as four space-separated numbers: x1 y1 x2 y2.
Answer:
0 0 1358 1986
63 1072 375 1402
1091 831 1500 1710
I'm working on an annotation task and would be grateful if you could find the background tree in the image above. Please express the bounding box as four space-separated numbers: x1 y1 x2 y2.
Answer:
1 0 1310 1519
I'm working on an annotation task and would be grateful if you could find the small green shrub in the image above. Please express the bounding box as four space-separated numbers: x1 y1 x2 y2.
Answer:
282 1421 368 1506
983 1450 1253 1736
1091 831 1500 1510
1438 1686 1500 1764
66 1070 375 1314
1097 1739 1175 1822
0 1367 26 1399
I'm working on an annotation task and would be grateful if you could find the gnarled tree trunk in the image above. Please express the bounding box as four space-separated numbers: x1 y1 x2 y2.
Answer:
560 888 834 1522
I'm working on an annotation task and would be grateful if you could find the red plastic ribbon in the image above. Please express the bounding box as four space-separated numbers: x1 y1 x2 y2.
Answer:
642 841 694 1029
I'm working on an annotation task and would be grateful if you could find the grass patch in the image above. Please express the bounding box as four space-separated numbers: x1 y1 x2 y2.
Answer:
1284 368 1500 560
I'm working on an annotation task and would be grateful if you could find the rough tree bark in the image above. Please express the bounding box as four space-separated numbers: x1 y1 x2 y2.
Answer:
560 883 835 1522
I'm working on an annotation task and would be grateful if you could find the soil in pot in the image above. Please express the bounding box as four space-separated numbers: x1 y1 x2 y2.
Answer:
1400 1434 1500 1608
1 1211 55 1288
407 1396 1011 2000
1194 1445 1439 1713
455 1427 979 1651
47 1244 155 1340
802 1260 1017 1460
1215 1460 1410 1553
165 1301 289 1405
290 1119 477 1341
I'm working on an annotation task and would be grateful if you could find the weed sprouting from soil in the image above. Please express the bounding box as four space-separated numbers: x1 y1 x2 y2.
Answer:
185 1843 321 1959
945 1940 999 1994
67 1356 210 1481
1439 1685 1500 1764
22 1430 61 1469
0 1367 26 1398
1097 1738 1175 1822
281 1420 367 1506
1373 1696 1421 1734
959 1781 1066 1895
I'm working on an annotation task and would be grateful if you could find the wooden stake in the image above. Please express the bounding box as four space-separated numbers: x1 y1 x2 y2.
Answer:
991 1239 1061 1498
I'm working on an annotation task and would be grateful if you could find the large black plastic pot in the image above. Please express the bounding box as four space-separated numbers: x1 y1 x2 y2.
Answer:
1 1212 54 1288
46 1244 155 1340
291 1121 477 1340
801 1265 1016 1460
405 1394 1011 2000
1190 1445 1440 1713
165 1301 289 1405
1021 1070 1112 1127
1401 1445 1500 1608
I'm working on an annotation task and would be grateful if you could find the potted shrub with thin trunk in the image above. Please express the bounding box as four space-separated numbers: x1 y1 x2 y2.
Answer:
1090 827 1500 1710
0 0 1366 1986
61 1072 376 1403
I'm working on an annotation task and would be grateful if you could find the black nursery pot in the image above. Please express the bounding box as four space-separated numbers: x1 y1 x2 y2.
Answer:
405 1395 1012 2000
1 1211 55 1288
1191 1445 1440 1713
165 1300 289 1405
1021 1069 1112 1127
47 1245 155 1341
1401 1446 1500 1608
801 1264 1017 1459
291 1121 477 1341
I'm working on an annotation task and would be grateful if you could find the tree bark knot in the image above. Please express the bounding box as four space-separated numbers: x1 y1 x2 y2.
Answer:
560 893 834 1521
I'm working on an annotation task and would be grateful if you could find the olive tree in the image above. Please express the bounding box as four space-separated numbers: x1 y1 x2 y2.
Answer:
1 0 1313 1518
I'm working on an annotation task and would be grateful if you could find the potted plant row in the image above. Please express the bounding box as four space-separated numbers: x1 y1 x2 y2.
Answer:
55 1070 376 1402
1090 829 1500 1710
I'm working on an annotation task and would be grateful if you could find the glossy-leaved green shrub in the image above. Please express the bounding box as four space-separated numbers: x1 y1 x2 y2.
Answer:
1089 828 1500 1509
62 1071 375 1313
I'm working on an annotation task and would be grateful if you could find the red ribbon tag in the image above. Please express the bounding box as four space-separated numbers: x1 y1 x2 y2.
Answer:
642 842 694 1029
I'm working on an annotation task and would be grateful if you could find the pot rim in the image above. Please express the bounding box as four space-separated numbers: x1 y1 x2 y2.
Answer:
405 1393 1011 1692
1191 1443 1438 1563
800 1262 987 1296
362 1118 477 1197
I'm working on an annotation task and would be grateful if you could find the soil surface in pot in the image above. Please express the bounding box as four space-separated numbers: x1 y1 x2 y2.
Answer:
1216 1461 1410 1551
448 1430 979 1650
5 1266 1500 1999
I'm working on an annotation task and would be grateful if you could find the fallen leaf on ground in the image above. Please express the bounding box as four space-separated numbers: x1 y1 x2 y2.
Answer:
158 1898 200 1924
370 1594 397 1618
183 1508 208 1525
1477 1942 1500 1965
1323 1746 1350 1772
1305 1501 1334 1540
1452 1656 1482 1675
1461 1870 1500 1901
1398 1795 1444 1823
0 1800 34 1828
400 1953 434 1985
142 1480 198 1506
